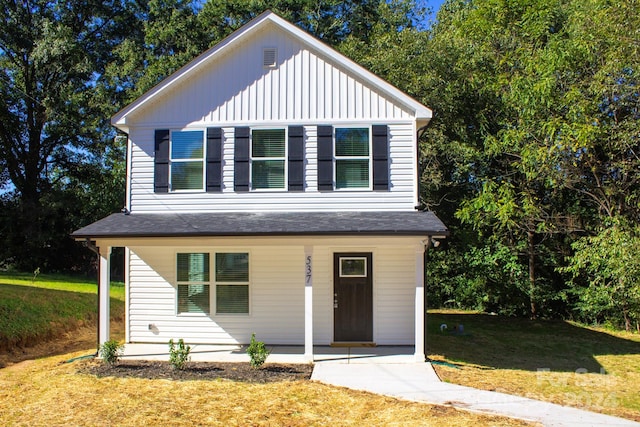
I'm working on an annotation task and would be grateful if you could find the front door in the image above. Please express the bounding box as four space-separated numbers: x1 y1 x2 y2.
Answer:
333 253 373 342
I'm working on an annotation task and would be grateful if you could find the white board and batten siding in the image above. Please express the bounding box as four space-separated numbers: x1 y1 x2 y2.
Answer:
126 24 414 126
127 238 419 345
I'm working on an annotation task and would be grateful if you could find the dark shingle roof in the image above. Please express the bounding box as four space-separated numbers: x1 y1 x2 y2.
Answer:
72 211 448 239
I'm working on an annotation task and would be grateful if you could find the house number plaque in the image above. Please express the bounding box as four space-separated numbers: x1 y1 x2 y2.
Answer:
305 255 312 285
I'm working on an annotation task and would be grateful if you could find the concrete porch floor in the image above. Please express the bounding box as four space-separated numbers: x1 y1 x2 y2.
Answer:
121 343 418 364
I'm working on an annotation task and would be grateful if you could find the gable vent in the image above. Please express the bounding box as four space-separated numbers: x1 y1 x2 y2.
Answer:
263 48 277 68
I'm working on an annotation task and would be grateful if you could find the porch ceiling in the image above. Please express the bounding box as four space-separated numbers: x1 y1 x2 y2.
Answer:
72 211 448 239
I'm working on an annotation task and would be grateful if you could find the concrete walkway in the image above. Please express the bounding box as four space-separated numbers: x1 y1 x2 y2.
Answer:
311 362 640 427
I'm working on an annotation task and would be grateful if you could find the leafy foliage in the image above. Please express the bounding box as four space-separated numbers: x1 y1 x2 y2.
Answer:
99 339 124 366
1 0 638 328
561 219 640 331
168 338 191 370
247 333 270 368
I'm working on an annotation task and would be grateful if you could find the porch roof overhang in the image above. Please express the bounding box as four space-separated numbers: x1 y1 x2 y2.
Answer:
72 211 448 240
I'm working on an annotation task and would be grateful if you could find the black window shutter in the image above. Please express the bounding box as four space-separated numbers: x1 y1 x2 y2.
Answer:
206 127 222 192
317 125 333 191
234 127 250 192
154 129 170 193
372 125 389 190
288 126 304 191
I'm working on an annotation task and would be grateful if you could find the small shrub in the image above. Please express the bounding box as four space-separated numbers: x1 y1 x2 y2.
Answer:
246 333 270 368
168 338 191 370
99 339 123 365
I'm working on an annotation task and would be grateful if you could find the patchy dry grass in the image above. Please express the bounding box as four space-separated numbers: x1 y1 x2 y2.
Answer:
0 272 125 366
428 310 640 422
0 351 532 427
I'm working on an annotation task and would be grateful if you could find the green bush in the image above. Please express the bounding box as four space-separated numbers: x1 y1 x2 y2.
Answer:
99 339 123 365
168 338 191 370
246 333 269 368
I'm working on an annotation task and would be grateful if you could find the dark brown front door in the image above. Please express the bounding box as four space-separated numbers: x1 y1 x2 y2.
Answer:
333 253 373 342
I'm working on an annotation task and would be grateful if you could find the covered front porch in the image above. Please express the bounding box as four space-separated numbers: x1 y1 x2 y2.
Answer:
71 211 449 364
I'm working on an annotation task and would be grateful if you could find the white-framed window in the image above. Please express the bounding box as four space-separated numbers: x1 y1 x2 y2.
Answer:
334 127 371 189
339 257 368 277
251 128 286 190
170 130 205 191
176 253 210 314
215 252 250 314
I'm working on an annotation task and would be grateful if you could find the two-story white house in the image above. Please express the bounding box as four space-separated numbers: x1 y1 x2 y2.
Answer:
73 11 448 362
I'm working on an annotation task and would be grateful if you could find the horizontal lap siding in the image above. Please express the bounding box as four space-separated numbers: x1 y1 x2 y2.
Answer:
128 246 304 345
308 244 416 345
311 246 332 344
374 246 416 344
128 123 416 212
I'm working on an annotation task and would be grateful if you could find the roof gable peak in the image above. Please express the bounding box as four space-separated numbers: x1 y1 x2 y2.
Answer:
112 10 431 132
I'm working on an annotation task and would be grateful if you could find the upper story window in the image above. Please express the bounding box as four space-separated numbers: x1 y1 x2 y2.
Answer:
335 127 370 189
251 128 286 190
170 130 205 191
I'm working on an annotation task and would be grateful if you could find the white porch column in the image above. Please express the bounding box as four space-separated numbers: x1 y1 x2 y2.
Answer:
304 245 314 362
414 244 426 362
98 245 112 347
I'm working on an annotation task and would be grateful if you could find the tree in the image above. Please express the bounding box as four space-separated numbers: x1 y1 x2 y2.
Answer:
562 218 640 332
417 0 638 320
0 0 139 270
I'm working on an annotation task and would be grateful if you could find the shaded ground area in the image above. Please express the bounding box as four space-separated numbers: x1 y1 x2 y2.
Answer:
80 360 313 382
427 311 640 422
427 312 640 373
0 318 123 368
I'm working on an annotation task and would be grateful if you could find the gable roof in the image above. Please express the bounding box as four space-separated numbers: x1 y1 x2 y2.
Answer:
72 211 449 239
112 10 432 133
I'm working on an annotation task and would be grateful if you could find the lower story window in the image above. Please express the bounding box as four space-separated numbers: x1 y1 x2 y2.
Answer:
177 253 210 314
215 252 249 314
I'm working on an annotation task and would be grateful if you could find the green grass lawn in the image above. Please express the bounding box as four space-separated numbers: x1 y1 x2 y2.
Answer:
427 310 640 421
0 272 125 351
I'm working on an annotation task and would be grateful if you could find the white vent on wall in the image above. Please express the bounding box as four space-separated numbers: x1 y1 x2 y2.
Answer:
263 48 277 68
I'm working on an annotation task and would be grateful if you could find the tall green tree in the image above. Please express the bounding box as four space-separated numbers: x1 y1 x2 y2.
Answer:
562 218 640 332
0 0 140 270
417 0 638 319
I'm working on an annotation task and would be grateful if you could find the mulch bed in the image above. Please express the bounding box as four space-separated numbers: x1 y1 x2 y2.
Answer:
78 360 314 383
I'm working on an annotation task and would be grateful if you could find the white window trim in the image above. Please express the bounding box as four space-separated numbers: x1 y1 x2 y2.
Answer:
175 252 210 316
169 129 206 193
339 256 368 277
333 125 372 191
214 251 251 316
250 127 288 192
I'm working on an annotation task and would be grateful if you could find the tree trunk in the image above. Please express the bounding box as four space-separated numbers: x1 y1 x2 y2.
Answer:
528 230 537 319
622 305 631 332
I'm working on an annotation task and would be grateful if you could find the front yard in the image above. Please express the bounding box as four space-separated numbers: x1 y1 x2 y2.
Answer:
427 310 640 422
0 351 529 426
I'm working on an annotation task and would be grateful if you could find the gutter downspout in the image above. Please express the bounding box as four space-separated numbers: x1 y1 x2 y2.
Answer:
83 238 101 356
423 236 431 359
417 121 432 359
415 123 431 211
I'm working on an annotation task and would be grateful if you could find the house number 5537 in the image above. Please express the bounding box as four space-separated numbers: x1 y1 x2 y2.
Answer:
305 255 312 285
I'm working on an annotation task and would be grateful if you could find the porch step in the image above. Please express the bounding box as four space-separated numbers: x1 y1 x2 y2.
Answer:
330 342 377 347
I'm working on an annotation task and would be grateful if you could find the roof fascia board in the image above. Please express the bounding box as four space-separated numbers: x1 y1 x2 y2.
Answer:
112 10 431 132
